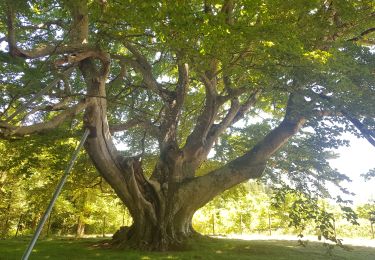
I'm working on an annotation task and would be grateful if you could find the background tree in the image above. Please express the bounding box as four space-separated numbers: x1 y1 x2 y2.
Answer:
0 0 374 250
357 202 375 239
0 129 129 238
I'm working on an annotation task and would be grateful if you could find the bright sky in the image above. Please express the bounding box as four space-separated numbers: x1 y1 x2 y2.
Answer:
329 134 375 205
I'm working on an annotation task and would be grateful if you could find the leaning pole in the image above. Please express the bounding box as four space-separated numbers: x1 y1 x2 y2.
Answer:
22 129 90 260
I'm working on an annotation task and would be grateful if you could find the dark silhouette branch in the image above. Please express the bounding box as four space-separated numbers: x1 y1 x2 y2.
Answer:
342 110 375 148
318 93 375 148
348 27 375 44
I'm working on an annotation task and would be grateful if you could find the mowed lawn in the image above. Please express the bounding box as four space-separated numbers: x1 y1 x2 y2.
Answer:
1 236 375 260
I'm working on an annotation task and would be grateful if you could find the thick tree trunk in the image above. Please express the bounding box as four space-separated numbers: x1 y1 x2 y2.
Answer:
79 58 196 250
78 44 305 250
81 88 303 250
1 202 12 238
112 195 196 251
76 216 85 238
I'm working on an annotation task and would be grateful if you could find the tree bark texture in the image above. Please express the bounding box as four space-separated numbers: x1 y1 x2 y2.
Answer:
76 216 85 238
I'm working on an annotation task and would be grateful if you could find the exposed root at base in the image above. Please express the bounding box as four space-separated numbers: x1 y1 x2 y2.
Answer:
110 226 196 251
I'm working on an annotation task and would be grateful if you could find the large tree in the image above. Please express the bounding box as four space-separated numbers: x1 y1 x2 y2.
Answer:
0 0 374 250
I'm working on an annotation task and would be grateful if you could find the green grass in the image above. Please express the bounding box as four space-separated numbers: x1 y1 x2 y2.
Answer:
1 236 374 260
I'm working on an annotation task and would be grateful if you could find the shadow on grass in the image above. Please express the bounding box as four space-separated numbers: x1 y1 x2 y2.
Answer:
1 236 375 260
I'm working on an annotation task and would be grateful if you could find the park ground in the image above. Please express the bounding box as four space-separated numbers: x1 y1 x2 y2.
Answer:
0 235 375 260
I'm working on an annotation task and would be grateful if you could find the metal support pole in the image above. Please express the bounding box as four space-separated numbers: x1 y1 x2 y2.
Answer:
22 129 90 260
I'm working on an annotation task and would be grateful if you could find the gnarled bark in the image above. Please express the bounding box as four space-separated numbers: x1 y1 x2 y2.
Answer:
80 54 305 249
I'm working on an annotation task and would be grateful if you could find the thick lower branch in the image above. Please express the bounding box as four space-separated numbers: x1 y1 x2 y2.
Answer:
0 100 87 137
179 114 305 211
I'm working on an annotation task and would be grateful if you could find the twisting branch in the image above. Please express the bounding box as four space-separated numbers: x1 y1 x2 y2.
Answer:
112 53 164 99
157 61 190 147
122 42 167 98
221 0 235 25
342 111 375 147
185 89 261 171
184 70 261 163
140 130 147 156
318 93 375 148
109 119 146 133
19 20 67 31
11 43 87 59
232 89 262 124
209 89 262 143
4 66 75 123
217 86 248 106
56 49 110 78
0 100 87 137
176 63 189 108
4 1 92 60
21 96 74 122
109 119 160 139
347 28 375 44
5 0 23 57
207 98 240 141
183 73 218 156
108 60 127 88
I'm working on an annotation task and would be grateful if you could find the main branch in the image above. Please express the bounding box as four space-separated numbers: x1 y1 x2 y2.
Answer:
179 94 306 211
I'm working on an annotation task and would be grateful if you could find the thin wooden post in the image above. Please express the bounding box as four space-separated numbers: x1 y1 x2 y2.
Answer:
240 214 243 235
212 212 215 236
102 216 106 238
15 214 23 238
333 217 337 238
268 211 272 236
